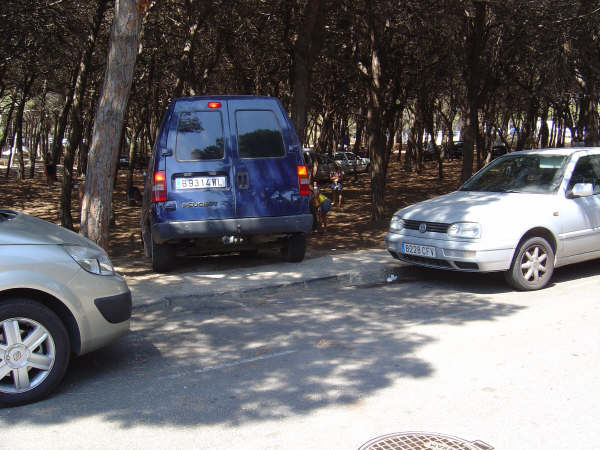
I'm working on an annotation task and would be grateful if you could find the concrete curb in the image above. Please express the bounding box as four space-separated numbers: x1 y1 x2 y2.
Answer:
126 249 411 313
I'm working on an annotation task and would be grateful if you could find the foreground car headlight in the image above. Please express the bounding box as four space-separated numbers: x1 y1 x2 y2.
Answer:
447 222 481 239
63 245 115 275
390 215 405 232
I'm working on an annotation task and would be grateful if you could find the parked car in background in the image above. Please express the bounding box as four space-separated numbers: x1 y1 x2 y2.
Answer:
1 147 30 159
355 152 370 169
423 141 439 161
490 142 508 159
302 147 316 173
386 147 600 291
0 210 131 405
334 151 369 173
445 141 463 159
315 153 342 181
141 96 313 272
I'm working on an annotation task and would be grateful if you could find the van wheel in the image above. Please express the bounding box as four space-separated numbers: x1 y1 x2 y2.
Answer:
151 239 174 273
504 237 554 291
0 299 70 406
281 234 306 263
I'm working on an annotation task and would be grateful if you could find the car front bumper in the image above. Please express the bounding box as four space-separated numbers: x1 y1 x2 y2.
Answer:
65 269 131 355
385 231 515 272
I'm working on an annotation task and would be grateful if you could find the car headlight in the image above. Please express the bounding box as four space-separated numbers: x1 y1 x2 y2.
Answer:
63 245 115 276
390 215 405 232
447 222 481 239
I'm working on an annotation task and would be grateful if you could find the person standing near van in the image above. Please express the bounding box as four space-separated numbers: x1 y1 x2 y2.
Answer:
330 164 343 206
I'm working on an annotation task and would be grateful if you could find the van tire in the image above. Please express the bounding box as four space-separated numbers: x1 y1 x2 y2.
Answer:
151 240 174 273
281 234 306 263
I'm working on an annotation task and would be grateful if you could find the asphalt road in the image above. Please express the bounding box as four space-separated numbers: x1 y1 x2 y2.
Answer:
2 261 600 449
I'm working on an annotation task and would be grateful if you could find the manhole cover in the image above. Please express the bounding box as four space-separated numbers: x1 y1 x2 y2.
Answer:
358 432 493 450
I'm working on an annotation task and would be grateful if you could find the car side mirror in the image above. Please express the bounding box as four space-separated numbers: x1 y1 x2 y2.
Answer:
570 182 594 198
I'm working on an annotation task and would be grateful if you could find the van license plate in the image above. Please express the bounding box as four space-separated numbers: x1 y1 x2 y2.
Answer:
401 243 436 258
176 176 226 189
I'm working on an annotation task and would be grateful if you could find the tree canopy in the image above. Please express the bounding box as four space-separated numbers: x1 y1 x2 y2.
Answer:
1 0 600 240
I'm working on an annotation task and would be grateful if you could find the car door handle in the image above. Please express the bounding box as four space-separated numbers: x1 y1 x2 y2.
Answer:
237 171 249 189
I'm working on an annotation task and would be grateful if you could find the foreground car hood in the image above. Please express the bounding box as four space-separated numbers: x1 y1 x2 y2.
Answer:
0 210 98 248
397 190 558 224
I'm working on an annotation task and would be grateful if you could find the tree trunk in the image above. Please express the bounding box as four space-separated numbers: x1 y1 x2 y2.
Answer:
539 106 550 148
29 82 48 178
28 124 41 179
365 19 387 221
78 113 94 176
80 0 144 248
0 95 16 154
290 0 328 145
50 70 78 172
61 0 108 229
172 0 201 99
12 75 35 181
461 105 477 183
460 1 486 183
582 95 600 146
126 125 142 195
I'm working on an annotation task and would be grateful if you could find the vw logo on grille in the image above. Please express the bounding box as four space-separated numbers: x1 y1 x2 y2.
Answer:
419 223 427 233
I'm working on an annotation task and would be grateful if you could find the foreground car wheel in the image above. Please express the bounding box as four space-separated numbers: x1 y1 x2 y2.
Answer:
505 237 554 291
0 299 70 406
281 233 306 262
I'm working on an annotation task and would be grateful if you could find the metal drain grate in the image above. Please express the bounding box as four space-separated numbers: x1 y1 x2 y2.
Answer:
358 432 493 450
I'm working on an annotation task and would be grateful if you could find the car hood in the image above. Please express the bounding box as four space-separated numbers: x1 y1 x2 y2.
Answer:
0 210 100 248
396 190 558 224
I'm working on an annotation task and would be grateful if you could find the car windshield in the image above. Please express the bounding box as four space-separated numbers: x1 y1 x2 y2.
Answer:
460 153 568 194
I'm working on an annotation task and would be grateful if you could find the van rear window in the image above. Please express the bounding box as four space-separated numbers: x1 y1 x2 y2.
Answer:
175 111 224 161
236 110 285 158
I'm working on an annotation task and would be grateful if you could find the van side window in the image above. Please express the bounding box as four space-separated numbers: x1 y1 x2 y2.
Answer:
236 110 285 158
175 111 224 161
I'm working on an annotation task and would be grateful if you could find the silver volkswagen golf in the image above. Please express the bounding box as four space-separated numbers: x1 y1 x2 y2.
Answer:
0 210 131 405
386 147 600 290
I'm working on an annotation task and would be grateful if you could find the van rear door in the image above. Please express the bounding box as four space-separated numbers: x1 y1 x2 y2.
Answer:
165 100 235 221
228 98 304 219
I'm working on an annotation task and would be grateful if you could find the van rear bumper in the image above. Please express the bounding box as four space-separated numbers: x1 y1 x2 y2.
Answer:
152 214 313 244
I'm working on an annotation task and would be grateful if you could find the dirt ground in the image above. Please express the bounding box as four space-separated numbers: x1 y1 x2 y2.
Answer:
0 156 465 268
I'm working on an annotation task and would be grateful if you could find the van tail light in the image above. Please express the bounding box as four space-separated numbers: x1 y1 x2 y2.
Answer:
152 170 167 203
297 165 310 196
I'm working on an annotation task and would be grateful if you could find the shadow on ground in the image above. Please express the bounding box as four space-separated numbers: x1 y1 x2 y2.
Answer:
1 277 525 428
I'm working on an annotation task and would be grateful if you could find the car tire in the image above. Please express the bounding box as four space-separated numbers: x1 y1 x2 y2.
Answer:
505 237 554 291
0 299 70 406
240 249 259 258
151 238 174 273
281 233 306 263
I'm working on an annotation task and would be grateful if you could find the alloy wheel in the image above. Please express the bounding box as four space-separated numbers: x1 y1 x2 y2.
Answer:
0 317 56 394
519 244 549 283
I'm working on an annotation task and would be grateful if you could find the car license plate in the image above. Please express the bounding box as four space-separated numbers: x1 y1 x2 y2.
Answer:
176 176 226 190
401 243 436 258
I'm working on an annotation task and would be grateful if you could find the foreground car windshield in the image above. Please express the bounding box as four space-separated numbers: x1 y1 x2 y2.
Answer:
460 154 568 194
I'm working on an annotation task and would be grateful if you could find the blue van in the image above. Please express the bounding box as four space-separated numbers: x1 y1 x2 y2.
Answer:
141 96 313 272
